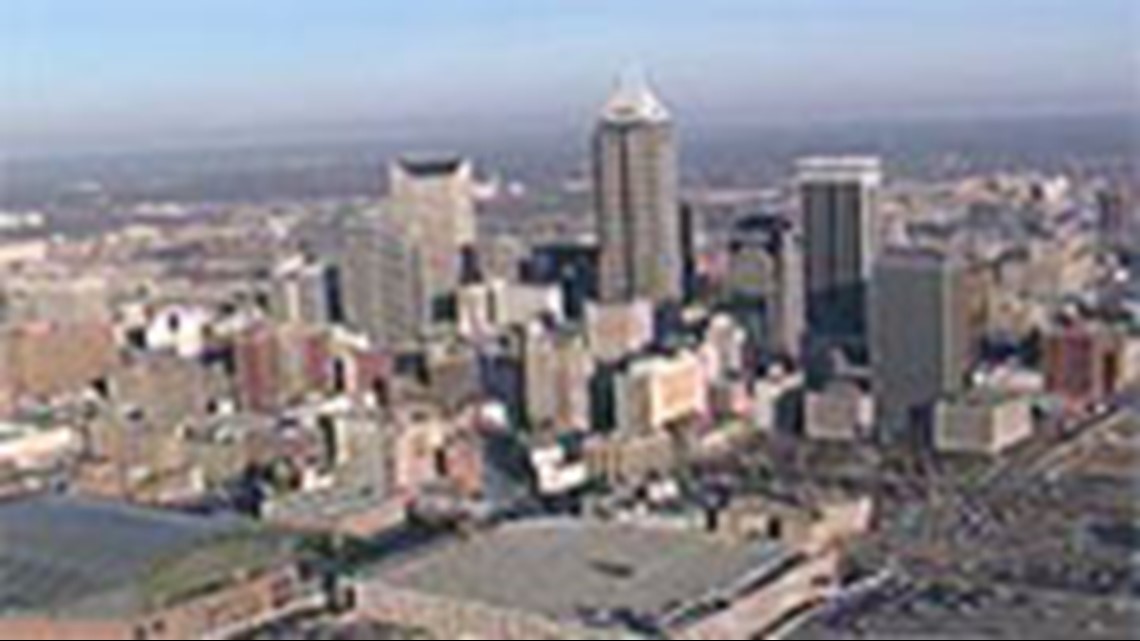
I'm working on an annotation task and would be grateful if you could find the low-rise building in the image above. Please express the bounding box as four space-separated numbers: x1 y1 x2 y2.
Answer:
0 495 322 640
585 299 655 364
0 422 81 472
615 350 708 434
528 433 592 497
1043 322 1127 410
457 279 564 338
934 390 1034 455
804 382 874 442
715 491 874 556
357 518 839 640
584 429 678 486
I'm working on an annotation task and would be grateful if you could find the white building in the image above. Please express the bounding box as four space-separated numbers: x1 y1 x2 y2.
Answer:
144 305 213 359
0 422 81 471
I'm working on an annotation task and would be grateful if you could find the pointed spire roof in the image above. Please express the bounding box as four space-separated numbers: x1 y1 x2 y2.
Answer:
600 69 671 125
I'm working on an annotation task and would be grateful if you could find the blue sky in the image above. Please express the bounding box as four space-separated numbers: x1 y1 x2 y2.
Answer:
0 0 1135 150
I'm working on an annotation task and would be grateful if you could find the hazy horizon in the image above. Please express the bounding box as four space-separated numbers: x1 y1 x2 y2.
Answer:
2 0 1136 156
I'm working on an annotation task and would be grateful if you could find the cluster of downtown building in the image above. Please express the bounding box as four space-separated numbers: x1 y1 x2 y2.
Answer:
0 75 1137 640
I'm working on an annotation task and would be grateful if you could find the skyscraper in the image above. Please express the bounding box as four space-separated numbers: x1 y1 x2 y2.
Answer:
594 75 683 304
726 213 806 363
872 247 975 441
337 211 427 351
799 156 882 366
388 154 477 309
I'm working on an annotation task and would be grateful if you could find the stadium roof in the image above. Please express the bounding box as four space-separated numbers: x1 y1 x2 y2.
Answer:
0 494 295 618
374 518 795 636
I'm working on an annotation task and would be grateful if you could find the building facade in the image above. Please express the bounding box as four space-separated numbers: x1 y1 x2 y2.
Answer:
799 157 882 366
594 76 683 304
872 248 975 441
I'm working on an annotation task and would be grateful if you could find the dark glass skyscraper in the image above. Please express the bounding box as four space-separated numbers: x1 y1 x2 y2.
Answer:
798 156 882 367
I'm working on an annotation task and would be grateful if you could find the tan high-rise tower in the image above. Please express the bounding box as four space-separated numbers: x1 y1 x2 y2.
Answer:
388 154 477 308
594 75 682 304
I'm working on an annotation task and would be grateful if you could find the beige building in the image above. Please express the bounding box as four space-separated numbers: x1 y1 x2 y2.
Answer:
267 256 332 326
594 76 683 304
388 403 455 495
586 299 655 364
934 390 1034 455
388 155 477 306
584 429 678 485
615 350 708 434
0 421 81 472
804 381 874 442
522 323 595 432
457 279 564 338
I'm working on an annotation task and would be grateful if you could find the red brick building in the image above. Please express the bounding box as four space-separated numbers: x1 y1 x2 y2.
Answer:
1043 324 1124 409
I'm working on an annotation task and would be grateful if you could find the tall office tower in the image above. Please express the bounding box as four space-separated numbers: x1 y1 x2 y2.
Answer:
594 75 683 304
726 214 806 363
388 154 477 309
798 156 882 367
872 248 975 441
337 212 427 351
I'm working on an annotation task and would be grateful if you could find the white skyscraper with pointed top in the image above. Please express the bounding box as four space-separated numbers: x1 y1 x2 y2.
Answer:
593 73 683 304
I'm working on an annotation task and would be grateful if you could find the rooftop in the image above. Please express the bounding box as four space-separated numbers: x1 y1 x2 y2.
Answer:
394 154 468 178
0 494 295 618
796 156 883 186
600 73 671 125
374 518 796 635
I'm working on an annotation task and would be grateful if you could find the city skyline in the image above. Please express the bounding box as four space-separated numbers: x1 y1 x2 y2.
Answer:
0 4 1139 639
1 0 1135 154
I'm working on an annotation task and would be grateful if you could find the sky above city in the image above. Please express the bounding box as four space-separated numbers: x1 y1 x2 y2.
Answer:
1 0 1136 153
